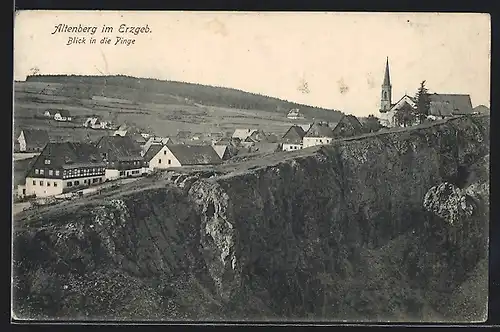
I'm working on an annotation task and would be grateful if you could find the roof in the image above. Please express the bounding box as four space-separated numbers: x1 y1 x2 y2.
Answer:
383 57 391 86
251 142 280 154
167 144 222 165
332 115 364 137
232 129 257 140
20 129 49 150
27 142 105 176
56 109 71 117
96 136 142 161
304 122 335 138
130 134 147 144
143 145 163 162
429 93 474 116
282 125 306 144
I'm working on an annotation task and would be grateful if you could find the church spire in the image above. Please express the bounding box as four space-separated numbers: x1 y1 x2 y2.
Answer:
383 57 391 86
380 57 392 112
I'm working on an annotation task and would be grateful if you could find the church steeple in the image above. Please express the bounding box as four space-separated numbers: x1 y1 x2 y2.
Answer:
383 57 391 86
380 57 392 112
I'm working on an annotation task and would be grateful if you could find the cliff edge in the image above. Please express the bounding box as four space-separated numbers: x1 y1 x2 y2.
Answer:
12 115 490 322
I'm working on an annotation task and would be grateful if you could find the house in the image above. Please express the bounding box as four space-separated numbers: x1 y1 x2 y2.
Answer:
331 115 364 138
113 124 128 137
281 125 306 151
145 144 222 171
19 142 106 198
95 136 144 180
287 108 305 120
83 117 102 129
43 110 53 118
54 110 72 122
141 136 174 156
17 129 50 152
302 122 335 148
232 129 258 141
379 94 417 127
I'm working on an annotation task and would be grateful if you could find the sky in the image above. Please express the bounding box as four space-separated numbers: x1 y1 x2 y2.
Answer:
14 11 491 117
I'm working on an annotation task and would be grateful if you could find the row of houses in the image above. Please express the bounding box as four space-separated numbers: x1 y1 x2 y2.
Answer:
281 114 364 151
17 135 224 198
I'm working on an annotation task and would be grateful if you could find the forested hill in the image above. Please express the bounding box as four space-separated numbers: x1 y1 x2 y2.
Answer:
24 75 344 121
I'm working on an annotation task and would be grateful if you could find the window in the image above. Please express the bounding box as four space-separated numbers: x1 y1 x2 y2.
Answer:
92 168 96 173
120 171 125 176
49 170 53 176
99 178 102 182
168 159 171 165
35 169 39 174
93 178 98 183
74 181 80 186
39 181 43 186
84 179 87 184
40 169 44 175
55 170 60 176
33 180 36 185
67 181 73 187
47 182 51 187
44 159 51 165
164 150 166 155
54 182 57 187
319 139 323 143
159 159 162 164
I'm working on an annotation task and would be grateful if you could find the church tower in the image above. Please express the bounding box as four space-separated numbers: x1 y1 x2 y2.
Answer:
380 57 392 112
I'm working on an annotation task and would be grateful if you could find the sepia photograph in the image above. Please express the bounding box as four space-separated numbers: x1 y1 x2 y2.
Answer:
11 11 490 323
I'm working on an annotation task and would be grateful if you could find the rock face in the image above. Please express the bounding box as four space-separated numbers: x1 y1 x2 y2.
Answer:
12 115 490 322
423 182 475 226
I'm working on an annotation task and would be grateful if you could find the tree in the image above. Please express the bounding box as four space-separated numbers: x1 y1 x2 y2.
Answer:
394 103 417 127
363 115 383 133
414 80 431 124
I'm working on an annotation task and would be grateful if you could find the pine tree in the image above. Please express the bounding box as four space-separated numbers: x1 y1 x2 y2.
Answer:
415 80 431 124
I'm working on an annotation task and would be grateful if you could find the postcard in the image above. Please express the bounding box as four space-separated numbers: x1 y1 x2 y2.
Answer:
12 10 491 323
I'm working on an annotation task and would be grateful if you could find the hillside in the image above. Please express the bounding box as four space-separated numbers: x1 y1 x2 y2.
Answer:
23 75 344 122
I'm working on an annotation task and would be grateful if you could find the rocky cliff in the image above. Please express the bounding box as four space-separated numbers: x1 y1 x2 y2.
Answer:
12 115 490 322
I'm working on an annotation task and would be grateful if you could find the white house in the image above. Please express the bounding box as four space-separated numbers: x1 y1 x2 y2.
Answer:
287 108 305 120
144 144 222 172
43 110 53 118
83 117 104 129
302 122 335 148
54 110 72 122
281 125 306 151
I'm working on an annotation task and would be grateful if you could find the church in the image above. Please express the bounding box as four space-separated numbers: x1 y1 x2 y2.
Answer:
378 57 474 128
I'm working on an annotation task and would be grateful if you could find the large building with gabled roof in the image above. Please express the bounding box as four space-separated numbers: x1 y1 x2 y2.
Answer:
19 142 106 198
